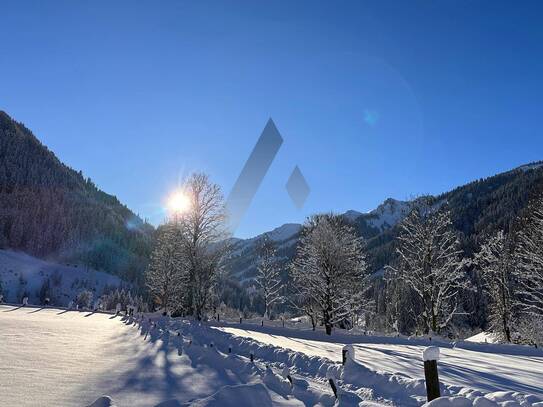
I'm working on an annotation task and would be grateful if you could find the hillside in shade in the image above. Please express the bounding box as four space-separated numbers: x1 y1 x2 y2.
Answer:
0 111 153 284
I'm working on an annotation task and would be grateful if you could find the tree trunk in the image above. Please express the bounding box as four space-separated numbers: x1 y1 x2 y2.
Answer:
311 315 316 331
504 317 511 342
431 308 438 333
325 324 332 335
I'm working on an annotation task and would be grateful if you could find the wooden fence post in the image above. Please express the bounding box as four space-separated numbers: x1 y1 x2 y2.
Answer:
422 347 441 402
176 332 182 355
281 366 293 387
328 378 338 399
342 345 355 365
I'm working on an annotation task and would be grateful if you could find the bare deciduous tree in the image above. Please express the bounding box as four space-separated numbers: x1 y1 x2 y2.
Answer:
177 173 229 320
290 213 369 335
474 230 516 342
515 194 543 338
387 206 466 334
146 223 187 313
255 234 284 319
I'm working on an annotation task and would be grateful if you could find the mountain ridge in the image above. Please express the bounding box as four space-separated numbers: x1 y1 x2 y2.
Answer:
224 161 543 292
0 111 153 284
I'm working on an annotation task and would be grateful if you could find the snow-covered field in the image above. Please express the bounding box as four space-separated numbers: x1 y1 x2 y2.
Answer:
2 305 542 407
0 305 328 407
211 324 543 398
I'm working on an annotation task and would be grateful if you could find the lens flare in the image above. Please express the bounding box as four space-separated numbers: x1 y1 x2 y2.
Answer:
166 190 190 215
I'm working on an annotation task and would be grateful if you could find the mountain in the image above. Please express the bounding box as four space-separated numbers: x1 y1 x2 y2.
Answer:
0 111 153 284
225 162 543 287
226 223 301 283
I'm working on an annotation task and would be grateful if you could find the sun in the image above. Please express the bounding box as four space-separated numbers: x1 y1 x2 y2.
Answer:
166 190 191 215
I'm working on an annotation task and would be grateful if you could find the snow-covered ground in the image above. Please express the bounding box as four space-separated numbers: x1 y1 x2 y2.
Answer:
2 305 542 406
0 305 329 407
210 323 543 401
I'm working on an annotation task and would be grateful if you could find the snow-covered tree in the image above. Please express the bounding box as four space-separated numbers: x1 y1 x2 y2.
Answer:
75 290 93 309
387 207 466 334
255 234 284 319
383 276 421 335
146 223 187 313
514 194 543 334
38 278 52 305
474 230 517 342
176 173 229 320
290 213 369 335
516 316 543 347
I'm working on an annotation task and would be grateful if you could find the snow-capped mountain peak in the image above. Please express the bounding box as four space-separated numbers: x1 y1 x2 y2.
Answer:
364 198 412 231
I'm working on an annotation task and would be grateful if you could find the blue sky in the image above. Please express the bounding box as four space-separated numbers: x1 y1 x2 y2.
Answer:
2 1 543 238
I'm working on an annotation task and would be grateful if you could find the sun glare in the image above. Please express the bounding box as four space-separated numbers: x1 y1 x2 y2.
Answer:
166 190 191 215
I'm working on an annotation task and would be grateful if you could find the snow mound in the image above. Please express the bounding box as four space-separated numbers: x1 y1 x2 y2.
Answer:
185 383 273 407
423 346 440 361
423 391 543 406
86 396 116 407
464 332 499 344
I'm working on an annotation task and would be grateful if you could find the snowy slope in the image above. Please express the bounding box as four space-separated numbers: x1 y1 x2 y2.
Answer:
0 250 125 306
211 324 543 400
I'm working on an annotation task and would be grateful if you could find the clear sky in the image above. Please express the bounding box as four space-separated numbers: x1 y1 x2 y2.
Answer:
2 1 542 238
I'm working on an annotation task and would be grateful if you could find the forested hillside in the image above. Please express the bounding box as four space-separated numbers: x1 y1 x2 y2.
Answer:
360 163 543 273
222 163 543 319
0 111 153 284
